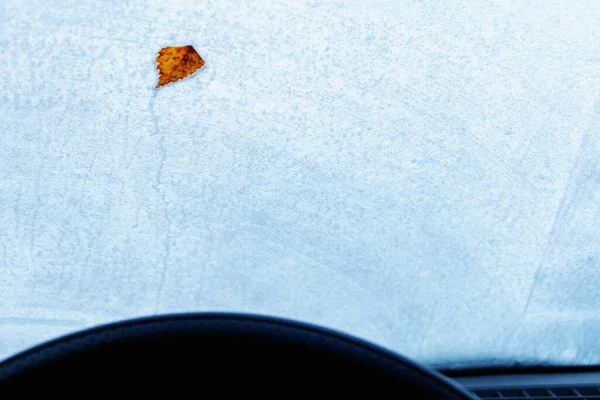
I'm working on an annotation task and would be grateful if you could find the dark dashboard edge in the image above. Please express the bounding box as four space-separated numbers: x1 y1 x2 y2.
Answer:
439 365 600 378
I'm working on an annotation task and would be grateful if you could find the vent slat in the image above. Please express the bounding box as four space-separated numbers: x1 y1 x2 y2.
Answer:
472 385 600 400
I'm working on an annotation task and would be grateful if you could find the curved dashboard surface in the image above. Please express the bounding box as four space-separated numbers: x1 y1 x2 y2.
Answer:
0 313 475 398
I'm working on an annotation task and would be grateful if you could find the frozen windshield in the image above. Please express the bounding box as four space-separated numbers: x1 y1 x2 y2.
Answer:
1 0 600 368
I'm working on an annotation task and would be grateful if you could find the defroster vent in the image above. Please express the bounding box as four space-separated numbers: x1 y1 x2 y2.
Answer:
472 386 600 399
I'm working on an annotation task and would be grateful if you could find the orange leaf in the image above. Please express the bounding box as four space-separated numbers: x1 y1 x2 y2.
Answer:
155 45 205 88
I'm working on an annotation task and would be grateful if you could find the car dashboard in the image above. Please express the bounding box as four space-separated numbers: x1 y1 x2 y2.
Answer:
1 313 599 399
444 369 600 399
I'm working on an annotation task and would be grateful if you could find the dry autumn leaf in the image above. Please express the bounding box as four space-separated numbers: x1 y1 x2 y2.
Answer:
155 45 205 88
